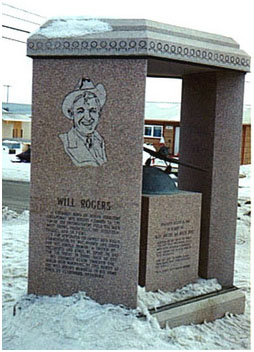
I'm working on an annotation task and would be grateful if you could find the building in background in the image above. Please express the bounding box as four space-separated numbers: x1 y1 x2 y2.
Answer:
2 102 251 164
2 103 31 141
144 102 251 165
241 105 251 165
144 102 180 156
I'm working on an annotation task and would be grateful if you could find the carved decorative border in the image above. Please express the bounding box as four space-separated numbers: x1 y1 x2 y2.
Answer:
27 38 250 70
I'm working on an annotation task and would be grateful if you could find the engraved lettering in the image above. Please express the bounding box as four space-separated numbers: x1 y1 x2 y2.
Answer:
155 219 195 274
57 197 75 207
44 210 121 278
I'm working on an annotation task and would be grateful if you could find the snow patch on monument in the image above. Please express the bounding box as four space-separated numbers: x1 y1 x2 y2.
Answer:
34 17 113 38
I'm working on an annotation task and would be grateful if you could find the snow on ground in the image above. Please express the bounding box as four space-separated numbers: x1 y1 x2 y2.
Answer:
2 149 30 182
239 164 252 199
2 150 251 349
2 199 251 350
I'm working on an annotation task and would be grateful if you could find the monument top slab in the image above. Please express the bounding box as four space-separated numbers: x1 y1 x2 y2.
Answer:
27 18 250 72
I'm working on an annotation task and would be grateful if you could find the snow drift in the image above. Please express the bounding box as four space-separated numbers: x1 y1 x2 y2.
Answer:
2 150 251 349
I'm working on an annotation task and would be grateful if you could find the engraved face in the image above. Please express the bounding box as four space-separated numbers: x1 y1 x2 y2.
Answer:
72 93 101 136
60 77 107 167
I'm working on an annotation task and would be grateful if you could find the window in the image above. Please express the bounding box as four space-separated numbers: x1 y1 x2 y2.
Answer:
12 128 23 138
144 126 152 136
13 129 18 138
144 125 163 138
2 142 21 149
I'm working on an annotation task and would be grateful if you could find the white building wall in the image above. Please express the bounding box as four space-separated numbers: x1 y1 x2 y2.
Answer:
2 120 31 140
2 122 13 139
22 122 31 139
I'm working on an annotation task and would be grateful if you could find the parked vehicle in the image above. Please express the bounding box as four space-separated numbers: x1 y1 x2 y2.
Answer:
16 147 31 162
2 140 22 154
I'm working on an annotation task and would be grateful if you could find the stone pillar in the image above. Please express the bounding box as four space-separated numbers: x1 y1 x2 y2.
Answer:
178 71 245 287
28 58 147 308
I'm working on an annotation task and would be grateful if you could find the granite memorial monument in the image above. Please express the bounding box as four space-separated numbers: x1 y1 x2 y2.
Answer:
27 18 250 322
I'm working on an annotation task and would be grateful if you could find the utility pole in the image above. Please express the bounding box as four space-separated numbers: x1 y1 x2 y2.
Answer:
3 85 11 103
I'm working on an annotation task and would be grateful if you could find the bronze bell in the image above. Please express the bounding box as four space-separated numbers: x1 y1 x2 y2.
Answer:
142 145 205 196
142 166 178 195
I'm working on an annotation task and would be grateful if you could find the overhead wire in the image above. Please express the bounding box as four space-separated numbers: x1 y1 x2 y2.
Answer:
2 3 46 44
2 36 26 44
2 25 31 34
2 13 41 25
2 2 47 19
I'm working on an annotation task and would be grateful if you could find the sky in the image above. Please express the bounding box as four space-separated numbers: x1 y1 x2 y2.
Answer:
1 0 253 104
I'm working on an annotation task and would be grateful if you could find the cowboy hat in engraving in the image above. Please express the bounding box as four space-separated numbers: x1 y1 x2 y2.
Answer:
59 77 107 167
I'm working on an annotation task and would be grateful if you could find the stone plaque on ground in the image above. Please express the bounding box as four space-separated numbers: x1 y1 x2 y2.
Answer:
28 58 147 308
139 192 201 292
